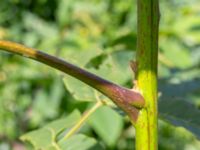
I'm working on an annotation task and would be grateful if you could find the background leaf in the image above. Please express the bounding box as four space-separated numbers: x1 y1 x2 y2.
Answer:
88 106 124 147
1 0 200 149
58 134 104 150
159 98 200 139
20 110 81 150
63 50 134 102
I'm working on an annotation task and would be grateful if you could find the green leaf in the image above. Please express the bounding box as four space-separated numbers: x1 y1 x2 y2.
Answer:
91 50 133 84
159 98 200 139
60 47 102 67
110 33 137 50
88 106 123 147
85 54 107 69
159 78 200 98
29 79 64 126
63 77 97 102
23 13 58 38
61 47 103 102
160 38 192 69
173 15 200 45
63 50 133 102
58 134 104 150
22 12 59 49
56 0 77 27
20 110 81 150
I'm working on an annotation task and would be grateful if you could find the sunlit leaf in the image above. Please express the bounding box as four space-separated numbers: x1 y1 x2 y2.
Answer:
20 110 81 150
63 49 133 102
160 38 192 69
88 106 123 147
58 134 104 150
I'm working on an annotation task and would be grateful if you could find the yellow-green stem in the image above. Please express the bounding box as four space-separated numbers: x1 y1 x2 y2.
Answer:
135 0 160 150
60 100 103 142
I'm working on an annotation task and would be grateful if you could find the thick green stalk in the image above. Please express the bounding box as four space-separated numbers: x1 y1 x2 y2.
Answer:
135 0 160 150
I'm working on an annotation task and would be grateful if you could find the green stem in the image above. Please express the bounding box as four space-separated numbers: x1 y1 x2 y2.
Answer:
60 100 103 142
0 40 144 123
135 0 160 150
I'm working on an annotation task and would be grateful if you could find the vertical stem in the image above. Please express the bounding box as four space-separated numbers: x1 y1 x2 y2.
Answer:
135 0 160 150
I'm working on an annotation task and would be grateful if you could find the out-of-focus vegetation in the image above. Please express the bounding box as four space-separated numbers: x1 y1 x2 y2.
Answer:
0 0 200 149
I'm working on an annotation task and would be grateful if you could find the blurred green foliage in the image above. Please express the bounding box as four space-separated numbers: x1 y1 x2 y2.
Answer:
0 0 200 149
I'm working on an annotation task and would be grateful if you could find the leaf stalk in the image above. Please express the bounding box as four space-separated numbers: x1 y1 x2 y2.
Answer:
0 40 145 123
